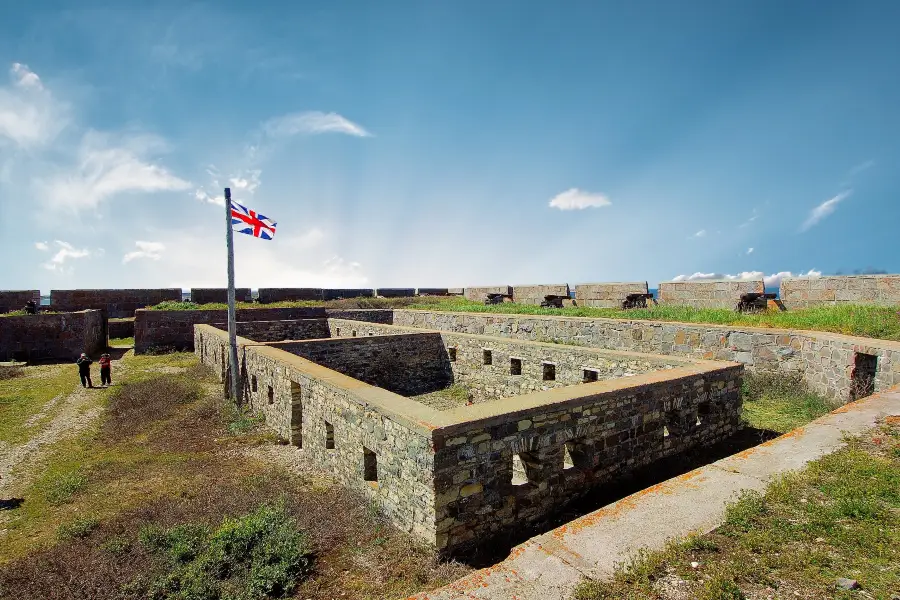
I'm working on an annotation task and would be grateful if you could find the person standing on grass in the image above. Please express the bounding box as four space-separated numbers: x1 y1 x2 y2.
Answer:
76 353 93 388
99 353 112 386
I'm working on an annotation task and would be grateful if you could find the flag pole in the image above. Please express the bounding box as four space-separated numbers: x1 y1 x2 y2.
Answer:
225 187 241 405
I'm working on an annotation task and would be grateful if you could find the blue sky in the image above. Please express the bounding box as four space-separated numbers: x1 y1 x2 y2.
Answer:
1 1 899 292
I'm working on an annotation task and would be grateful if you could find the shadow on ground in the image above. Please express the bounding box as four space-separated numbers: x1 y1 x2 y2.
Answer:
458 426 780 568
0 498 24 511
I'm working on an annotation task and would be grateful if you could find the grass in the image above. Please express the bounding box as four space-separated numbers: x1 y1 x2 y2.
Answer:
0 363 75 444
740 372 833 433
572 418 900 599
110 336 134 347
0 351 470 599
412 383 475 410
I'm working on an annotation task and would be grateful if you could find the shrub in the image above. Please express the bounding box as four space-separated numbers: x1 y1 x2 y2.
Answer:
57 516 100 540
46 470 88 506
0 367 24 380
103 376 202 440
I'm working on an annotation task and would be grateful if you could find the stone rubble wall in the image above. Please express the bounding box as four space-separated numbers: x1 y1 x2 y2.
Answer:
430 364 742 554
511 284 570 305
0 290 40 314
416 288 450 296
376 288 416 298
657 279 764 309
194 325 439 544
325 309 395 324
780 275 900 308
257 288 325 303
211 319 329 343
464 286 512 302
190 288 252 304
134 307 325 353
323 289 375 301
50 288 182 318
274 333 454 397
392 310 900 404
575 282 649 308
448 288 465 296
0 310 106 362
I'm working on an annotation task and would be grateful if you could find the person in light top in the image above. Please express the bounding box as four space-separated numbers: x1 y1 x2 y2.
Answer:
99 353 112 386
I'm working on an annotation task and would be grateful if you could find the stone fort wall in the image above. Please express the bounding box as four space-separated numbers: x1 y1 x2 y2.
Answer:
0 310 105 362
51 288 182 318
190 288 252 304
780 275 900 308
511 284 570 305
657 279 764 309
0 290 39 314
575 282 649 308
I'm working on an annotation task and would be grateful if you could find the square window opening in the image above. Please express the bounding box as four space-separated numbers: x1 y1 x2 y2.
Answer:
583 369 599 383
483 349 493 366
543 362 556 381
510 357 522 376
363 447 378 482
325 420 335 449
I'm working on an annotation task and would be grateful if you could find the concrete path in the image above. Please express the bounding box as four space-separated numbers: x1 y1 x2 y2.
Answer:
409 387 900 600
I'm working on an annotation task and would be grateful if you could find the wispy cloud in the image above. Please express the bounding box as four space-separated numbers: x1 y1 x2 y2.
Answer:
262 111 371 138
693 229 706 238
746 247 754 255
42 240 93 271
35 241 49 251
11 62 42 90
672 269 821 288
738 209 758 228
123 240 165 263
800 190 851 232
548 188 611 210
847 160 874 179
0 62 68 147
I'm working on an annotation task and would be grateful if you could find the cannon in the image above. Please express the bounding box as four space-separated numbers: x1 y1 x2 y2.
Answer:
485 293 511 305
539 294 569 308
736 292 777 313
621 293 654 310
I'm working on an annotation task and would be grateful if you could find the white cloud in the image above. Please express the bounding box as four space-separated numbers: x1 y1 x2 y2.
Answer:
548 188 612 211
35 241 48 251
739 214 757 228
43 132 191 211
0 62 68 147
262 111 371 138
801 190 851 232
42 240 92 271
671 269 822 288
746 247 754 255
123 240 165 263
228 169 261 194
693 229 706 238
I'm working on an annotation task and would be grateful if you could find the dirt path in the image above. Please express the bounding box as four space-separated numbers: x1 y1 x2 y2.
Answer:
0 354 129 501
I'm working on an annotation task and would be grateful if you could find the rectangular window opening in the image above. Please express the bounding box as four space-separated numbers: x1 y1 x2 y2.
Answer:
851 352 877 400
335 327 341 336
325 421 335 449
483 349 493 366
351 330 357 337
542 362 556 381
251 375 258 392
663 425 670 438
448 347 457 362
363 447 378 482
510 357 522 376
368 331 374 336
583 369 599 383
511 454 529 486
290 382 302 448
267 385 274 405
697 401 710 425
563 445 574 470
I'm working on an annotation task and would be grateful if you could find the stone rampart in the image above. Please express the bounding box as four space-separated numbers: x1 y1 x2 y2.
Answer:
0 310 105 362
391 310 900 404
0 290 40 314
575 282 649 308
416 288 450 296
324 309 394 324
212 319 329 343
658 279 764 309
135 307 325 353
780 275 900 308
375 288 416 298
511 284 570 305
448 288 465 296
464 286 511 302
323 289 375 301
257 288 324 303
190 288 252 304
50 288 182 318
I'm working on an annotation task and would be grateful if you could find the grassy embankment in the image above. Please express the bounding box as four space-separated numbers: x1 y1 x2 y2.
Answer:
573 417 900 600
0 352 468 600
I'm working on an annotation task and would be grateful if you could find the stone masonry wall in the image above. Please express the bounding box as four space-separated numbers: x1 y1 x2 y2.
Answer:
194 325 438 544
275 334 454 396
658 279 764 309
0 310 105 362
212 319 330 342
326 318 683 404
575 282 649 308
464 286 511 302
257 288 325 303
376 288 416 298
392 310 900 404
511 284 570 305
135 307 325 353
0 290 39 313
417 288 450 296
190 288 252 304
108 318 134 339
430 364 742 553
780 275 900 308
323 289 375 301
325 309 394 324
51 288 182 318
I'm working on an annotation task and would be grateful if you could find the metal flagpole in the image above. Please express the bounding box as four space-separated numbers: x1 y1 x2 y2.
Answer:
225 188 241 404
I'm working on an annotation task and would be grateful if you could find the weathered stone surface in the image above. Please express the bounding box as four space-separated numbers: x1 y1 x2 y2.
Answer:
658 279 764 309
50 288 182 318
575 282 649 308
375 288 416 298
256 288 324 303
190 288 252 304
323 288 375 301
0 290 40 314
465 286 512 302
781 274 900 308
108 318 134 339
512 285 570 305
416 288 450 296
0 310 105 361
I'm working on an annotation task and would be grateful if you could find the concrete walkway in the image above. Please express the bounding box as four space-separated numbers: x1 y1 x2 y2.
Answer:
409 387 900 600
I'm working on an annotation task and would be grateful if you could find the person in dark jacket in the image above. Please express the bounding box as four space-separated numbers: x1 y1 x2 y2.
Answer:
76 353 93 388
99 353 112 386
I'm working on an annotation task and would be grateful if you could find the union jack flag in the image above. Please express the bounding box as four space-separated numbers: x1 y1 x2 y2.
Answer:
230 200 277 240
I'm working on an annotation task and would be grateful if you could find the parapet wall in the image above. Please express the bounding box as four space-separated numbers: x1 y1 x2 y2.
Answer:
135 307 325 353
511 284 570 305
575 282 649 308
375 288 416 298
464 286 511 302
780 275 900 308
0 310 105 362
257 288 324 303
323 288 375 301
190 288 252 304
214 319 329 343
51 288 182 318
392 310 900 404
658 279 764 309
0 290 39 313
